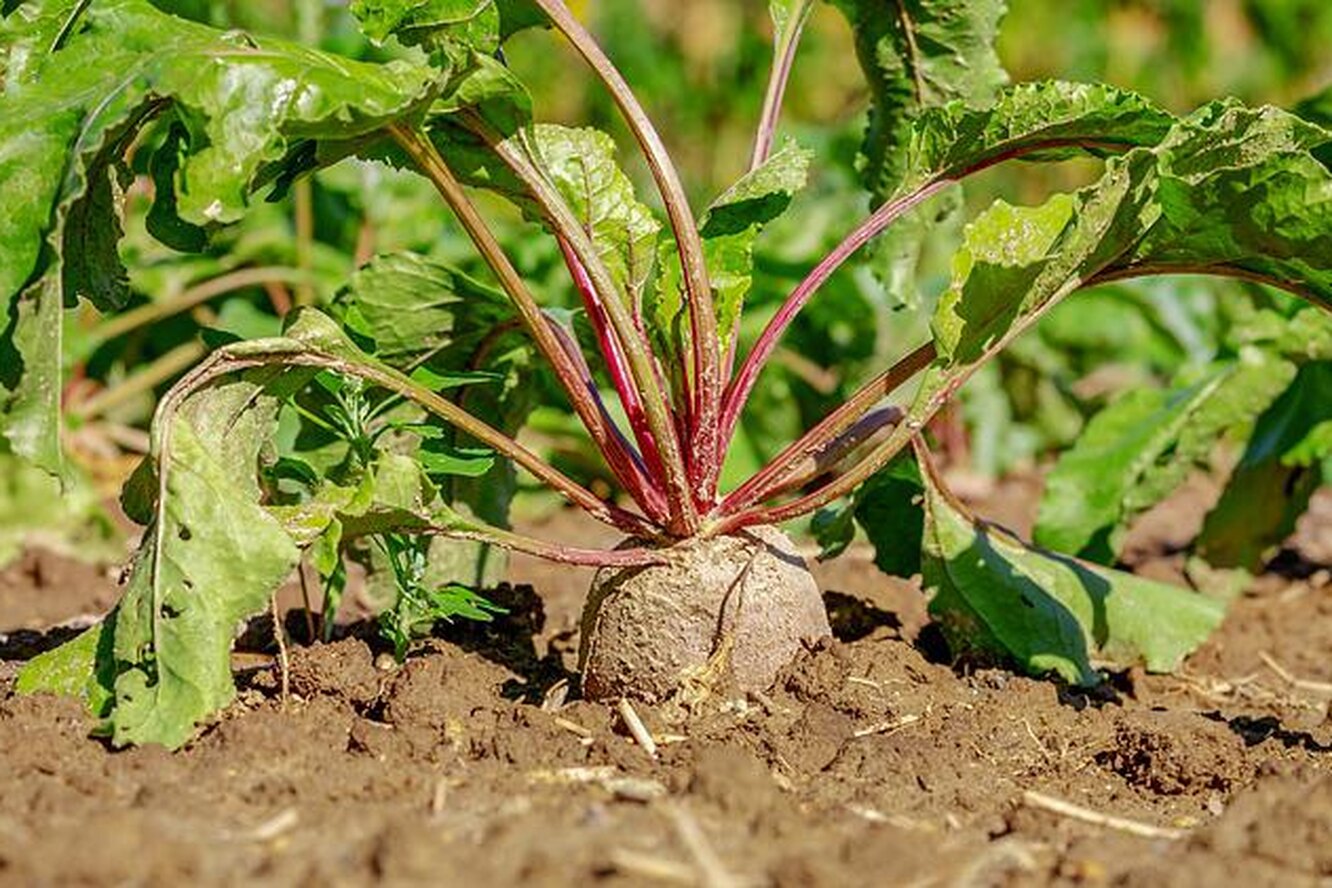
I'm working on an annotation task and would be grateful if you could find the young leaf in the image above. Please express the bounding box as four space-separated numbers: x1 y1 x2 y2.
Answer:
918 448 1224 685
652 136 813 355
533 125 662 310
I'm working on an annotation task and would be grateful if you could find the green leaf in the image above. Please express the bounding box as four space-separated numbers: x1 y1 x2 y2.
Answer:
701 138 814 240
110 373 303 748
933 193 1077 365
830 0 1007 307
351 0 501 53
0 452 120 569
417 442 495 479
919 450 1224 685
145 123 209 254
532 125 661 310
425 119 661 318
702 137 813 346
15 622 116 717
1120 103 1332 307
895 81 1177 198
651 137 812 359
927 102 1332 400
829 0 1009 199
848 453 926 578
335 251 514 365
1035 353 1297 562
1 0 436 471
1198 362 1332 571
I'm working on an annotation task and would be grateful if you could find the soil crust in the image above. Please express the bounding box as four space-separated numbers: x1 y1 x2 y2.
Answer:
1 484 1329 886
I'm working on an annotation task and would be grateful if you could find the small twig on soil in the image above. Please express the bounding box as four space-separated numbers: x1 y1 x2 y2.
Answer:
1259 651 1332 697
431 778 450 816
664 801 739 888
529 766 619 785
844 804 937 832
246 808 300 842
853 713 921 739
271 592 290 708
1020 790 1188 841
1022 718 1054 762
618 697 659 759
542 678 570 711
607 849 695 885
554 716 593 740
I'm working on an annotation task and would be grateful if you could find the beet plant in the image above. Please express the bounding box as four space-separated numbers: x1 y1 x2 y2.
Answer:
5 0 1331 748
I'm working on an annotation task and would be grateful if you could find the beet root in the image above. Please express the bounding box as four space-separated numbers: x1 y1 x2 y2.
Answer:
578 526 831 703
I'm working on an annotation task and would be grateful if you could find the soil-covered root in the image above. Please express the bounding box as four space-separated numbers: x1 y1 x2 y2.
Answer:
578 525 832 703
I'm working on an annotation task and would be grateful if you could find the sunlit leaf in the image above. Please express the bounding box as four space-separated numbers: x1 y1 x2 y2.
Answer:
919 447 1224 684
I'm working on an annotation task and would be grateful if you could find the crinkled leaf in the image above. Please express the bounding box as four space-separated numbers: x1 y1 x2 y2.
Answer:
830 0 1007 307
931 103 1332 383
15 621 116 717
335 251 514 365
933 194 1077 364
1 0 436 472
919 450 1224 685
829 0 1008 199
351 0 501 53
1119 103 1332 305
109 374 303 748
895 81 1176 197
702 137 812 345
701 138 814 239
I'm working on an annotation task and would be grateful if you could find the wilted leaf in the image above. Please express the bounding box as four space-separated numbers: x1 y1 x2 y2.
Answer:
109 374 303 748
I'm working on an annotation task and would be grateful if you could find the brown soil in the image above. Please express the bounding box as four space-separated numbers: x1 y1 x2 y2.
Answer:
1 485 1329 887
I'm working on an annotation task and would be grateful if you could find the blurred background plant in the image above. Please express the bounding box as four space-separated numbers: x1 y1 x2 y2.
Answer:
9 0 1331 594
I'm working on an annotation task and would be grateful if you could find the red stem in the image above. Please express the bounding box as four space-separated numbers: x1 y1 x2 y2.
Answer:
718 137 1146 469
529 0 723 508
543 315 671 523
557 236 669 485
719 179 951 451
722 340 936 514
